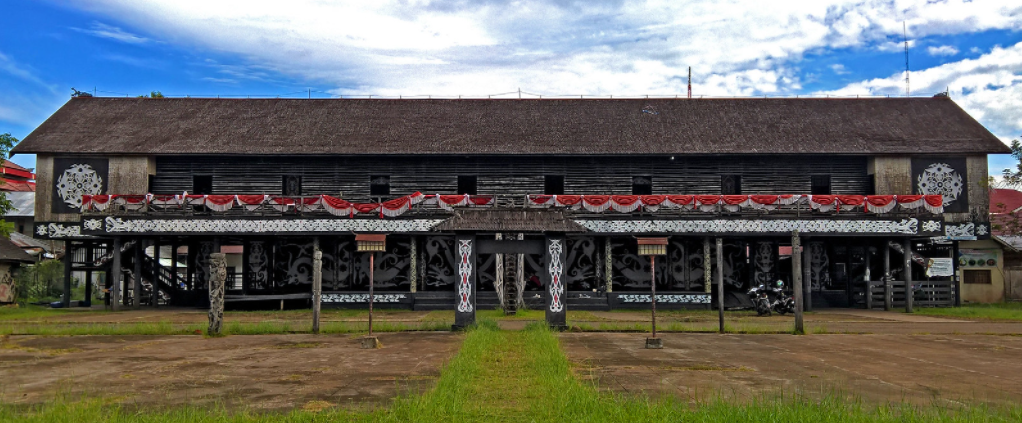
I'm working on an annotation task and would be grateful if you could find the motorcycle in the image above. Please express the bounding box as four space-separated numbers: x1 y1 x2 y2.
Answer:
747 280 796 316
747 283 773 316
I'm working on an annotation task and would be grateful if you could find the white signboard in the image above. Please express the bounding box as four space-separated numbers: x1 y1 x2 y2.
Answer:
925 258 954 277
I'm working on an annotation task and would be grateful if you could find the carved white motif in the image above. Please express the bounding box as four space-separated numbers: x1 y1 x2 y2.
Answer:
917 163 963 206
922 220 942 233
102 217 443 233
36 223 83 238
83 219 103 231
548 239 564 313
55 164 103 209
619 294 711 304
321 293 406 303
976 224 988 236
575 218 919 234
457 239 474 313
945 223 975 237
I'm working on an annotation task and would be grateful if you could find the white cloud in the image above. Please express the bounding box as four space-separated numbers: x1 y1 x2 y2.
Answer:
927 45 959 56
71 22 151 44
821 42 1022 143
830 64 849 75
58 0 1019 97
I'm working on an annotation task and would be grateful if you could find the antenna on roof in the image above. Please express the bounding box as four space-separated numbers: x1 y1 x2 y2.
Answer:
903 21 910 97
687 67 692 99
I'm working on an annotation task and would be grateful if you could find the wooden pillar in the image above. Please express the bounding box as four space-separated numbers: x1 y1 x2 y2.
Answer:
864 247 873 310
544 235 567 329
83 242 94 307
884 240 892 311
903 239 913 313
703 237 711 295
186 241 195 291
792 231 804 334
409 236 417 293
605 237 613 293
104 264 112 309
111 238 122 311
716 237 724 333
802 239 812 312
208 252 226 335
152 240 161 308
171 242 179 292
953 240 962 307
133 239 143 309
453 234 477 329
312 238 322 334
62 242 73 308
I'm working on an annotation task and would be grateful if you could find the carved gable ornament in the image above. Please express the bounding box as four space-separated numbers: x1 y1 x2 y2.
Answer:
51 158 108 214
912 158 968 213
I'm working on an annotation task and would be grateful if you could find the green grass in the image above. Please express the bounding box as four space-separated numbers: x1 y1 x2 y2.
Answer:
3 320 1020 422
913 302 1022 321
0 305 107 321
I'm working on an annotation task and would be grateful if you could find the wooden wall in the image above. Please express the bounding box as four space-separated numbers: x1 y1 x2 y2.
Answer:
151 155 873 200
868 156 912 194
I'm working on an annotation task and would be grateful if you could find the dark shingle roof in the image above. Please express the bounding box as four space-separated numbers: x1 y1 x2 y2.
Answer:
13 96 1009 156
434 210 587 232
0 236 34 263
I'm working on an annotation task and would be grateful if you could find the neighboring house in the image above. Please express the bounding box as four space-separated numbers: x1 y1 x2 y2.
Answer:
989 188 1022 302
10 96 1008 319
0 235 35 303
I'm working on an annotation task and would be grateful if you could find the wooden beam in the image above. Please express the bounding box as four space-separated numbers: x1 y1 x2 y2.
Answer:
792 231 804 334
904 239 914 313
133 239 143 309
884 240 892 311
802 239 811 312
312 238 322 335
716 237 724 334
208 252 226 335
62 242 73 308
153 239 161 308
111 238 122 312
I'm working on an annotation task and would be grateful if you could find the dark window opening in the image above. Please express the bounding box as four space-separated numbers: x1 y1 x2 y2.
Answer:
721 175 741 195
811 175 832 195
458 175 477 195
282 175 302 196
867 175 877 195
964 269 991 284
544 175 564 195
631 176 652 195
147 174 155 194
370 175 391 196
192 175 213 195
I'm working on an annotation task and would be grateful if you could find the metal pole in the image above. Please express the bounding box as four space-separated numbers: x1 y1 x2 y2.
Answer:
716 238 724 333
792 231 804 334
369 254 375 336
904 239 914 313
650 255 657 339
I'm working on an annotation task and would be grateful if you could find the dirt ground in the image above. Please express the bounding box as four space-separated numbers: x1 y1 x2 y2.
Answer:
4 309 1022 411
0 332 460 411
561 331 1022 406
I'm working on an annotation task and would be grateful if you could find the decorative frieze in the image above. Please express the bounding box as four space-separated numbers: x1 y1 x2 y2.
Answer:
575 218 924 235
95 217 443 234
321 293 407 303
617 294 712 304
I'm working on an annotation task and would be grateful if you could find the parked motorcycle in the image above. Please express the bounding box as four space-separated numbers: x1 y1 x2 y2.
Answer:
747 280 796 316
747 283 773 316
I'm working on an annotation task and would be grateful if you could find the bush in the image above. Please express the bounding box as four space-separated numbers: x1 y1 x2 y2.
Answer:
13 259 67 302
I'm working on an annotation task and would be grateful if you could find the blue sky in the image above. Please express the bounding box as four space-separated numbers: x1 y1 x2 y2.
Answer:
1 0 1020 176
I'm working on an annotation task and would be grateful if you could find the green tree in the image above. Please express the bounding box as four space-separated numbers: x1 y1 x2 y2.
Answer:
1000 137 1022 187
13 259 67 302
0 133 18 237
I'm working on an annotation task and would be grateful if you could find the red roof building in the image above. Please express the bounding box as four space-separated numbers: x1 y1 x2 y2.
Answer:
0 160 35 192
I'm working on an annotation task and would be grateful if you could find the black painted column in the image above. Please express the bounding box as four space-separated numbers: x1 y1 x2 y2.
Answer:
133 239 143 309
61 241 73 308
111 238 123 311
544 235 567 329
83 242 94 307
152 240 161 308
453 234 477 329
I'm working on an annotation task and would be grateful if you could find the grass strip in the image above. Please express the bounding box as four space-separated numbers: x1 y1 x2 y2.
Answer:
913 302 1022 321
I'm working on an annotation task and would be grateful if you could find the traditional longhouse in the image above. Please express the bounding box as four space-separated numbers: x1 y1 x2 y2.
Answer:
12 95 1008 327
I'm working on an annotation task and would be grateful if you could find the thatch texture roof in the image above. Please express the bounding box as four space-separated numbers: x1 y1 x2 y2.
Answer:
13 96 1009 156
434 210 587 232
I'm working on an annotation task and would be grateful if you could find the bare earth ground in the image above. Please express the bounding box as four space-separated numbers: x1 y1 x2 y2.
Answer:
0 332 460 411
561 331 1022 406
3 309 1022 411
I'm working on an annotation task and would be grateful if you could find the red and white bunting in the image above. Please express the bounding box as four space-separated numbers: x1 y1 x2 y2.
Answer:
865 195 896 214
236 195 268 211
808 195 837 212
204 195 235 212
897 195 944 214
